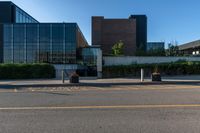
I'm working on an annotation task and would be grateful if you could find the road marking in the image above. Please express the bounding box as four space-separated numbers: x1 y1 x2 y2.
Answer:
1 104 200 110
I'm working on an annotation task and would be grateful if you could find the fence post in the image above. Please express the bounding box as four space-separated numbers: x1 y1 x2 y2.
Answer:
141 68 144 82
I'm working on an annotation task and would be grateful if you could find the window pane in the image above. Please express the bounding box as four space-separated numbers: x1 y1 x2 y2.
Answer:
13 24 25 42
52 24 64 42
4 25 12 42
27 43 38 63
3 43 12 63
39 24 50 43
26 24 38 43
13 43 25 63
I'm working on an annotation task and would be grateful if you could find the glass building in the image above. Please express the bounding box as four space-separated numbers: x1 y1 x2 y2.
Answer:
15 6 38 23
0 1 38 23
2 23 88 64
0 1 102 77
77 47 102 76
147 42 165 51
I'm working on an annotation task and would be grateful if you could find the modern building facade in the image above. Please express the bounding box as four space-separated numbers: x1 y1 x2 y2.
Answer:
147 42 165 51
77 46 102 77
1 23 88 64
0 1 38 23
179 40 200 56
0 1 102 77
92 15 147 56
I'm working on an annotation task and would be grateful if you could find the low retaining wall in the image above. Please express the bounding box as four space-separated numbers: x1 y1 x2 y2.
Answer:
104 56 200 66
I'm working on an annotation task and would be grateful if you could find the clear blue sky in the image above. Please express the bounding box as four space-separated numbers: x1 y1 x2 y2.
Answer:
5 0 200 47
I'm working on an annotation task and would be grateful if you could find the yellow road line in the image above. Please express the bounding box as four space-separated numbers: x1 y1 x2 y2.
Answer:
1 104 200 110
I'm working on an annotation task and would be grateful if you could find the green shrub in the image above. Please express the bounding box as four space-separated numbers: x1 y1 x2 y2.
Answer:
0 63 55 79
103 61 200 78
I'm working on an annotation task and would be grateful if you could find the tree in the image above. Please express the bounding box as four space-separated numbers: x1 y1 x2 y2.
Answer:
147 48 166 56
112 40 124 56
166 41 180 56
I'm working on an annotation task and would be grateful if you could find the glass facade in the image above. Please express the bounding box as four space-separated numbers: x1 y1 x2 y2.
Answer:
77 47 101 76
3 23 77 64
147 42 165 51
82 48 100 66
0 2 101 77
15 7 38 23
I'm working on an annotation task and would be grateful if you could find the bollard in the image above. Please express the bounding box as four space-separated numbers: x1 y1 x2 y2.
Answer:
62 70 65 83
141 68 144 82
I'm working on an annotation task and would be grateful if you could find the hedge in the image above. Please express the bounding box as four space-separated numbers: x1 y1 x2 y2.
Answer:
0 64 55 79
103 61 200 78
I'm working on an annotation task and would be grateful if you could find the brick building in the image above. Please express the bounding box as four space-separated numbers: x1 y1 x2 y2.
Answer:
92 15 147 56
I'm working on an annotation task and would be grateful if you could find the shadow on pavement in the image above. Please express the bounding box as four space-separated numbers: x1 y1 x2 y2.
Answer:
0 80 200 90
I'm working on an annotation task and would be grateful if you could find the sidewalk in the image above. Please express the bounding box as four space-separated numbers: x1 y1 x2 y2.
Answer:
0 75 200 89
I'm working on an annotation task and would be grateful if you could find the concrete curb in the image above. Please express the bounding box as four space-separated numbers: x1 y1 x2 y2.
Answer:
0 80 200 89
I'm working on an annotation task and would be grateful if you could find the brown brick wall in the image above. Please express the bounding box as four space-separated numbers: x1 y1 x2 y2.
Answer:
77 27 89 48
92 17 137 56
92 16 103 46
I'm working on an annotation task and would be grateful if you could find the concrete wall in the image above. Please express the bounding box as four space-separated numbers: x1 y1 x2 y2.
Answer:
97 50 103 78
103 56 200 66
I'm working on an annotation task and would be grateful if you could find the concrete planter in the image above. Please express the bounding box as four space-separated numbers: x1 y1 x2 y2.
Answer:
70 73 79 83
152 73 162 81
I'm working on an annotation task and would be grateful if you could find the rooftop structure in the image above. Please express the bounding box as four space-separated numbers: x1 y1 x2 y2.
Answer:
179 40 200 55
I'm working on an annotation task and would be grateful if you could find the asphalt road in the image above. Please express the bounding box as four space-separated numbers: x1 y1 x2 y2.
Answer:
1 85 200 133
